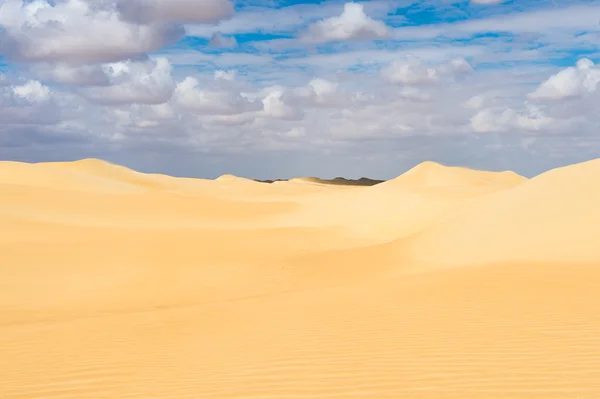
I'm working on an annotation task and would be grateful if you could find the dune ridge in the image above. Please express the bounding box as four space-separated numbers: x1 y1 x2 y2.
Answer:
1 158 600 398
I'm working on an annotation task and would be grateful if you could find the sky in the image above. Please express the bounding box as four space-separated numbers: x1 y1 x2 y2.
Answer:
0 0 599 179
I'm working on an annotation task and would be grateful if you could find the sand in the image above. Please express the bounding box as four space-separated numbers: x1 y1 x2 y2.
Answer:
1 158 600 398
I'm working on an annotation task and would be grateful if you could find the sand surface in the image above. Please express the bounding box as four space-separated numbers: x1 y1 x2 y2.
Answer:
1 158 600 398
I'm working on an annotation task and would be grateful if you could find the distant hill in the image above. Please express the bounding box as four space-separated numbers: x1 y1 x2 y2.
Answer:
255 177 385 186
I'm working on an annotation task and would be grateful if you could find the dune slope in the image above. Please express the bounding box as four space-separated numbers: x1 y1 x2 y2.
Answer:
1 158 600 399
405 157 600 267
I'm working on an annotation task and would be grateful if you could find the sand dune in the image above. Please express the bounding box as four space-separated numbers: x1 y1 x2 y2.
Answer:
1 158 600 398
387 160 526 189
404 157 600 267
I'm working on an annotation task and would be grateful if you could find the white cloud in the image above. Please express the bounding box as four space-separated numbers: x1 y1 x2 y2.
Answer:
174 76 262 115
382 58 439 85
456 4 600 35
261 86 304 120
32 63 110 86
12 80 51 103
209 31 238 48
185 1 346 37
399 87 431 102
441 58 474 76
285 126 307 138
104 103 177 129
290 78 357 108
0 80 58 124
0 0 231 64
2 1 600 178
529 59 600 101
471 104 556 133
381 57 473 85
387 4 600 42
308 79 338 98
301 2 391 42
80 58 175 105
214 70 237 82
117 0 233 23
464 95 486 109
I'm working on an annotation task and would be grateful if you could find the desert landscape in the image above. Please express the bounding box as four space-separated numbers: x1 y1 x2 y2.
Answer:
1 157 600 398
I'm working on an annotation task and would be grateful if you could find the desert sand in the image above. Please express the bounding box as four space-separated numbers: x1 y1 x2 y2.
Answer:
1 157 600 398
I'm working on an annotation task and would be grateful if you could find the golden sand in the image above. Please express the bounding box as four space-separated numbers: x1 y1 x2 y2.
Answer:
1 158 599 398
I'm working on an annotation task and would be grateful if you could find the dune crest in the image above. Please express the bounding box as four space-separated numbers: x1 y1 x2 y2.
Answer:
385 160 527 189
2 157 600 399
215 174 259 184
405 157 600 267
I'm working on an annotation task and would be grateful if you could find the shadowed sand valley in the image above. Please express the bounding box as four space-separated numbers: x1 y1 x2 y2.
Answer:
2 158 600 398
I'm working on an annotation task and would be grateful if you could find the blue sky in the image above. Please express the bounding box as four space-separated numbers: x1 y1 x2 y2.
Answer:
0 0 599 179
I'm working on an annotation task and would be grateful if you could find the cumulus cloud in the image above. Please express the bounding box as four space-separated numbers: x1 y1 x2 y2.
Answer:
12 80 51 103
529 59 600 101
105 103 177 129
214 70 237 82
285 126 307 138
382 58 439 85
174 76 262 116
471 104 556 133
381 57 473 85
464 95 486 109
289 78 360 108
80 58 175 105
32 63 110 86
0 0 231 64
441 58 475 76
209 31 238 48
0 80 59 124
117 0 233 24
260 87 304 120
301 2 390 42
2 0 599 178
306 79 341 104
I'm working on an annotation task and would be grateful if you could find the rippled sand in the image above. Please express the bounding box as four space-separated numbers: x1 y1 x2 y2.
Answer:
1 158 599 398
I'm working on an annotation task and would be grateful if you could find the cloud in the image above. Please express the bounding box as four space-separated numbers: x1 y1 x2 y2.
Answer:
285 126 307 138
214 70 237 82
382 58 439 85
464 95 486 109
381 57 473 85
2 0 600 179
184 1 346 37
301 2 391 42
529 59 600 101
455 4 600 35
470 0 504 5
174 76 262 115
79 58 175 105
441 58 474 76
0 80 59 125
117 0 233 24
0 0 231 64
289 78 358 108
260 87 304 120
386 4 600 42
471 104 556 133
12 80 51 103
104 103 177 130
32 63 110 86
209 31 238 48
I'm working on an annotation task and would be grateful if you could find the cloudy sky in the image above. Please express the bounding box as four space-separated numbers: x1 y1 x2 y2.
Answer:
0 0 599 179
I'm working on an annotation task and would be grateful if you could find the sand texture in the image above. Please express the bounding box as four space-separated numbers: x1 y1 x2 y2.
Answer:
2 158 600 398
